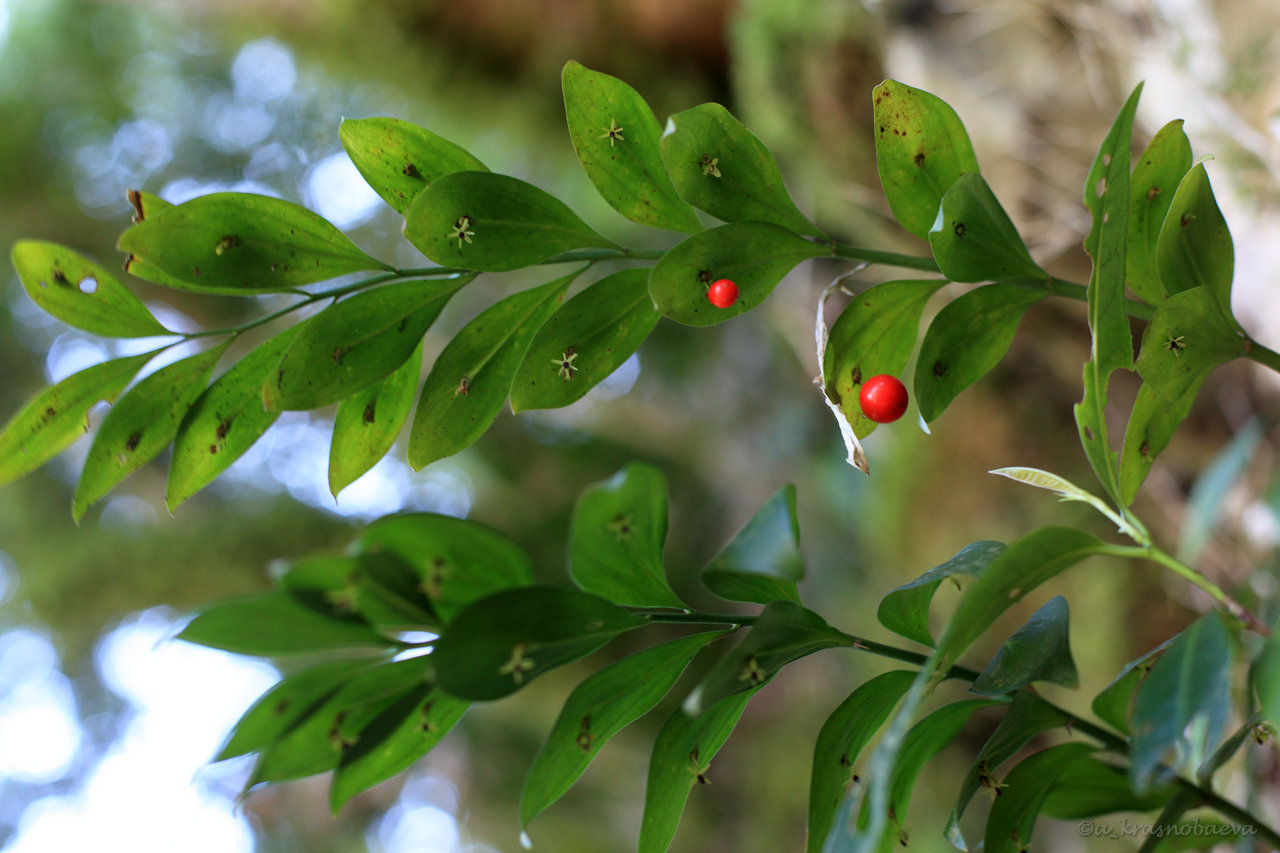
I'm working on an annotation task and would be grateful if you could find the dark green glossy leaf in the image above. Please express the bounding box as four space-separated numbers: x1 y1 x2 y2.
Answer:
639 688 761 853
1091 637 1174 735
1127 120 1192 304
1119 380 1202 506
1196 712 1265 785
1143 817 1253 852
660 102 820 237
984 742 1097 853
1157 163 1235 319
330 684 470 811
823 279 946 439
648 221 826 327
1255 625 1280 728
329 339 423 497
0 351 157 487
340 117 488 215
807 671 916 853
264 277 466 411
1130 612 1232 791
1040 755 1174 819
871 79 980 239
409 272 572 469
913 283 1046 422
1134 285 1244 403
12 241 170 337
521 632 722 829
73 343 230 521
877 540 1005 648
118 192 391 293
1180 419 1263 564
568 462 682 608
178 591 392 655
510 267 659 412
927 173 1044 282
356 513 534 623
970 595 1077 695
403 171 617 272
432 586 645 700
167 327 301 510
695 601 849 710
562 60 701 233
280 551 437 631
701 483 803 605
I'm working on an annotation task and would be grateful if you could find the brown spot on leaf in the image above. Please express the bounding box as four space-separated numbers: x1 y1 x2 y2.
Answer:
851 366 862 385
456 377 470 397
363 403 376 424
216 419 232 440
209 444 219 454
52 270 70 287
1146 186 1161 201
932 361 947 377
125 431 142 452
215 235 241 255
127 189 145 222
1140 440 1150 458
1180 212 1193 227
403 162 420 178
913 152 926 166
953 221 966 237
332 347 346 364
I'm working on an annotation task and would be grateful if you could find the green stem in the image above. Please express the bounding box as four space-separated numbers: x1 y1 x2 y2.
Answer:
1244 337 1280 374
829 242 941 272
1044 277 1154 321
636 609 758 627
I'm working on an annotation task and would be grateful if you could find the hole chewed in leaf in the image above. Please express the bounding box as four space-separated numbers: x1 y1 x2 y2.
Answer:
78 277 98 294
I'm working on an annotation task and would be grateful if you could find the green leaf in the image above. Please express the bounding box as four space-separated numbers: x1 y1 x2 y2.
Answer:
330 684 470 811
329 338 423 496
701 483 803 605
264 277 466 411
1130 612 1231 791
913 283 1046 422
1156 163 1235 319
659 102 821 237
935 527 1102 672
970 596 1078 695
1119 381 1202 506
520 631 723 829
1179 418 1263 563
432 586 645 700
1091 637 1174 735
339 117 489 215
983 742 1097 853
510 267 659 412
178 591 393 655
280 551 437 631
927 173 1045 282
118 192 391 293
1134 285 1244 404
871 79 980 239
167 327 301 510
408 272 573 468
877 540 1005 648
823 279 946 439
126 188 174 221
403 171 617 272
12 241 170 337
695 601 849 710
989 466 1140 536
73 343 230 521
356 513 534 623
1196 712 1265 785
807 671 916 853
568 462 682 608
639 688 761 853
1255 624 1280 728
648 220 826 327
1127 120 1192 304
0 351 158 487
562 61 701 233
1040 755 1175 818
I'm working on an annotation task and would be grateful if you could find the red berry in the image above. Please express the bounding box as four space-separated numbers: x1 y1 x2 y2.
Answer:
706 278 739 309
859 374 909 423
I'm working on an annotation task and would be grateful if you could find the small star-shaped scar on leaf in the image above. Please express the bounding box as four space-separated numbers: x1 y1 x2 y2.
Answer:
498 643 536 684
448 214 475 248
699 154 721 177
600 118 625 146
552 350 579 381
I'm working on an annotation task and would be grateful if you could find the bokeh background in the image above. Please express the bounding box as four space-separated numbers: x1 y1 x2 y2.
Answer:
2 0 1280 851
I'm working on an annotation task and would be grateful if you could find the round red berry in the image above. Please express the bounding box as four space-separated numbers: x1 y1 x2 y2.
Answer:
706 278 739 309
859 374 909 423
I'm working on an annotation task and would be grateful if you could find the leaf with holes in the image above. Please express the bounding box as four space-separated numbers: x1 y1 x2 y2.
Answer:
701 484 803 605
563 61 701 233
913 283 1046 422
167 326 301 510
280 550 437 632
823 279 946 439
329 339 423 497
521 632 723 831
409 272 573 469
983 743 1097 853
927 173 1044 282
0 351 158 487
568 462 682 608
877 540 1005 648
432 587 645 701
648 221 826 327
872 79 980 239
12 241 170 337
340 117 488 215
1157 163 1235 321
178 590 393 655
660 102 820 236
265 277 467 411
73 343 230 521
118 192 392 293
1127 120 1192 304
510 268 659 412
1134 286 1244 403
404 171 617 271
970 596 1078 695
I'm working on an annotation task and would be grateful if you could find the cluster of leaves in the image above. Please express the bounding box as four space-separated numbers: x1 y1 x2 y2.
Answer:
4 60 1280 851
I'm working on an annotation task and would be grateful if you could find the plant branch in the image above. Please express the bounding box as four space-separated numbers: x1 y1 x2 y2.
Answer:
1244 337 1280 374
